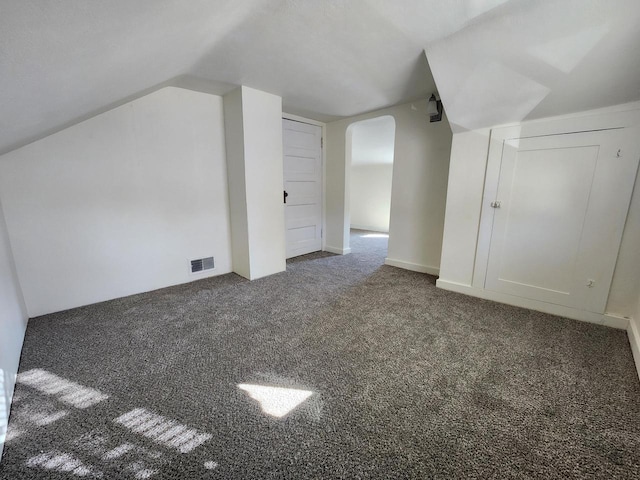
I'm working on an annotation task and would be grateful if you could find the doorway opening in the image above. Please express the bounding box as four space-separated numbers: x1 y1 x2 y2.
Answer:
346 115 396 254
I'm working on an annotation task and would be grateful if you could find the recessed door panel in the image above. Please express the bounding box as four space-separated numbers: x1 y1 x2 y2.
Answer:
485 128 639 313
284 155 316 177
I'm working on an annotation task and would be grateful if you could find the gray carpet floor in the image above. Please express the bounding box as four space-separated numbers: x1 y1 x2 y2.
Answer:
1 230 639 479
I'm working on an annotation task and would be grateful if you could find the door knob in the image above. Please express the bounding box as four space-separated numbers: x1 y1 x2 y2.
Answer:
490 201 501 208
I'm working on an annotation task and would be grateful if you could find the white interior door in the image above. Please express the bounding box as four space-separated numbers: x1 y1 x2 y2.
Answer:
485 128 640 313
282 119 322 259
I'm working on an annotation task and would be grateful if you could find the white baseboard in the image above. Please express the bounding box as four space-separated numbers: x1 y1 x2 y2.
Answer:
604 314 633 330
436 279 630 330
628 320 640 381
350 224 389 233
324 245 351 255
384 258 439 276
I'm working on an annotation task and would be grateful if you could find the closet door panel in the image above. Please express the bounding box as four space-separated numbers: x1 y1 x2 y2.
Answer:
485 128 639 313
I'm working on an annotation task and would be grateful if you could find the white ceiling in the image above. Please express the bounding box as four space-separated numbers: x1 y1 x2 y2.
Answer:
351 116 396 166
1 0 639 154
425 0 640 132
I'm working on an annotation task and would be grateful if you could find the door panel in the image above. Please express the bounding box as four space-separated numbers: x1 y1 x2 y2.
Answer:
284 155 316 176
485 128 640 313
283 119 322 259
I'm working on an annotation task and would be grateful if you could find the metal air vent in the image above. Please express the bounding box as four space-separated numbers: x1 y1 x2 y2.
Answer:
191 256 214 273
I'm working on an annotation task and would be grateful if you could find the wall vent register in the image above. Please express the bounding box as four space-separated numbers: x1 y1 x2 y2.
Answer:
190 257 214 273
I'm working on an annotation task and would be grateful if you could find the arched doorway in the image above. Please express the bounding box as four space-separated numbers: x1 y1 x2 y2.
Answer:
345 115 396 253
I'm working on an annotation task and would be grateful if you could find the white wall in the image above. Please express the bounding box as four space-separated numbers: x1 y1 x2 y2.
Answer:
325 122 350 254
438 129 491 285
326 100 453 271
223 88 251 279
0 87 233 317
631 295 640 379
0 197 28 460
223 86 286 280
607 164 640 317
438 103 640 322
350 164 394 232
349 116 395 233
241 87 286 279
622 169 640 379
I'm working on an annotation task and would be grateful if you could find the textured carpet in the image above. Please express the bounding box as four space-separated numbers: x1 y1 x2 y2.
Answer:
1 230 639 479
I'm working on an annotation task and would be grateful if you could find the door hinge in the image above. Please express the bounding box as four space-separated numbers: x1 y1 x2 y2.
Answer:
321 137 323 148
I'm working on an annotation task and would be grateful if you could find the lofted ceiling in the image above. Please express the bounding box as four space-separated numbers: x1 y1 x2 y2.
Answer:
426 0 640 132
1 0 639 154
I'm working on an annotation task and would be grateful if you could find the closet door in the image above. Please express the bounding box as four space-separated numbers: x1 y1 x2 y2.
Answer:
485 128 639 313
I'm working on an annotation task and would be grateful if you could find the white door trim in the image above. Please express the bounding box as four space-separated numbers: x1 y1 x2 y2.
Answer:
473 108 640 290
282 113 326 252
479 129 638 313
282 113 326 128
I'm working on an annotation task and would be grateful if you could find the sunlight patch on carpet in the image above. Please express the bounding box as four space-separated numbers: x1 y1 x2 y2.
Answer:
26 450 102 478
238 384 313 418
113 408 212 453
361 233 388 238
17 369 109 409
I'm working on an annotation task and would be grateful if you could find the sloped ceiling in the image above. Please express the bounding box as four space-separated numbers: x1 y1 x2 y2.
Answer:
1 0 639 154
425 0 640 132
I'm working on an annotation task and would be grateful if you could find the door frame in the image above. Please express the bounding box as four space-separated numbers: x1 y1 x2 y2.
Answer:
445 104 640 329
479 129 637 314
282 112 326 252
472 107 640 290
